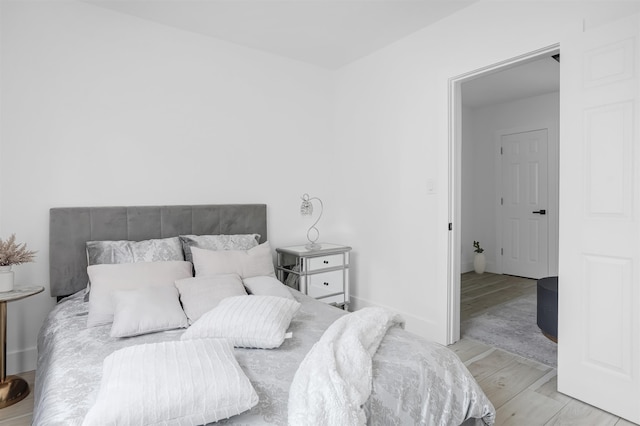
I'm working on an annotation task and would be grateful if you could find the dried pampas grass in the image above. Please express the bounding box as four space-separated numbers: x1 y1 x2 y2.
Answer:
0 234 36 267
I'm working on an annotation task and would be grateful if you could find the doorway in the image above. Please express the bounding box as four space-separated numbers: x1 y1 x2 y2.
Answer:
447 44 560 345
449 15 640 421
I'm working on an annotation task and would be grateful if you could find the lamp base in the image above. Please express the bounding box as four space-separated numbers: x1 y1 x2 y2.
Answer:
0 376 29 409
304 242 322 250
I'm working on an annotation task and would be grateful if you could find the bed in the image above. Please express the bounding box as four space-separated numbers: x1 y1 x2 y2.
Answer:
34 204 495 425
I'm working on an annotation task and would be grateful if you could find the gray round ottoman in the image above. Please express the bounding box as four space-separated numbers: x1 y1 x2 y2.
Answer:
537 276 558 342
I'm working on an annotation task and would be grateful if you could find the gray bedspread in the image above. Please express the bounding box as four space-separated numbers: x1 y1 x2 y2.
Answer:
34 290 495 425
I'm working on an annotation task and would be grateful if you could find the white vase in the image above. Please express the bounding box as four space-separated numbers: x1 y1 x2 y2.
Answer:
0 266 14 292
474 253 486 274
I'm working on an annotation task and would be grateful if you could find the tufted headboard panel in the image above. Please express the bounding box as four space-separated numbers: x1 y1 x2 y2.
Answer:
49 204 267 297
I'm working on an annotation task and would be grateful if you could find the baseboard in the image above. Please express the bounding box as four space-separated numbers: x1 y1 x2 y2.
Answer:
462 261 498 275
348 295 443 344
7 347 37 375
462 261 474 273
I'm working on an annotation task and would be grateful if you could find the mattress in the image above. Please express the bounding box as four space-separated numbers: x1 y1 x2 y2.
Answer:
34 289 495 425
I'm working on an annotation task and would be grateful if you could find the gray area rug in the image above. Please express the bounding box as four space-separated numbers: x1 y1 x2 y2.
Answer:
462 292 557 368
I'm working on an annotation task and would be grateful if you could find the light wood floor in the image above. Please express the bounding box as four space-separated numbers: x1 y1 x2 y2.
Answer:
460 271 537 322
456 272 637 425
1 276 636 425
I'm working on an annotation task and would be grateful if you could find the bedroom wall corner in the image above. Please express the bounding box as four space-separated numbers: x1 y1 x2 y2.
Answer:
331 0 630 345
0 0 335 374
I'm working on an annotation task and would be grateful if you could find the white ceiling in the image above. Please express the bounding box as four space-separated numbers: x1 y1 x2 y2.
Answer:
82 0 559 105
462 56 560 109
83 0 478 70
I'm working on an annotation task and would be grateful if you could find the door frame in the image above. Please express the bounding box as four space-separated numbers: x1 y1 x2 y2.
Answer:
446 43 560 344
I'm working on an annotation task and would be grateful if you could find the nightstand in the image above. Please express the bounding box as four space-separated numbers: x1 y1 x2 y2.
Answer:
276 244 351 310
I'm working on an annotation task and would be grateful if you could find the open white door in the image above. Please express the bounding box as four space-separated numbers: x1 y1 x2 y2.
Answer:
559 14 640 423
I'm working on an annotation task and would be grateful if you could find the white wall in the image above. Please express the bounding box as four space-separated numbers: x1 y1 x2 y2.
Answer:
461 92 560 274
333 1 639 343
0 0 336 373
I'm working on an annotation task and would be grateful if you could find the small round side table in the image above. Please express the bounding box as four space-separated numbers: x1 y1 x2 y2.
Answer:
0 286 44 408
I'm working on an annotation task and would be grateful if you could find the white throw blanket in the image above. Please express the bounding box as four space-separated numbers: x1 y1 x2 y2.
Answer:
288 307 404 426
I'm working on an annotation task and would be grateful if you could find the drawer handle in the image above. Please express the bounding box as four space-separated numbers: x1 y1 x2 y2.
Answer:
323 260 329 264
323 282 329 286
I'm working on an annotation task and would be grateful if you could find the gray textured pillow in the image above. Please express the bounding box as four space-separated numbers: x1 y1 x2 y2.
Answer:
175 274 248 323
179 234 260 264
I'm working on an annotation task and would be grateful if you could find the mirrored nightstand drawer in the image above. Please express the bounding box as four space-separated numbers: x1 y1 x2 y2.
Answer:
307 254 345 271
307 270 344 299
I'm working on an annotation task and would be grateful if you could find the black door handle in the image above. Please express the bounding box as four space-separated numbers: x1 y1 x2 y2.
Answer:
532 209 546 215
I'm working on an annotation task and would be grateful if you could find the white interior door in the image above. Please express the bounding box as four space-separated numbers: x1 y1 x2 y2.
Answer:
559 14 640 423
501 129 549 279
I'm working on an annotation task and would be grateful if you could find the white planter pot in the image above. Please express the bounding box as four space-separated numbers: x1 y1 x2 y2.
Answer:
0 266 14 292
474 253 486 274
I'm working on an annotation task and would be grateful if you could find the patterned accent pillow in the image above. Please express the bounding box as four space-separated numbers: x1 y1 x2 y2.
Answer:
179 234 260 264
181 295 300 349
86 237 184 265
82 339 258 425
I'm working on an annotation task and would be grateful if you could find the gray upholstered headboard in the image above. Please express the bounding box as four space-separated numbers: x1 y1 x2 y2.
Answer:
49 204 267 297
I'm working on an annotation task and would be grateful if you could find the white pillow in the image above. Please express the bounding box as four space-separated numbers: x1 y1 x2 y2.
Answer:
82 339 258 426
191 241 276 279
175 274 248 323
242 276 295 300
110 286 188 338
86 261 192 328
181 295 301 349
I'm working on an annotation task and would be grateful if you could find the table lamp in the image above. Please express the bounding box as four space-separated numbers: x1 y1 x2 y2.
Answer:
300 193 323 250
